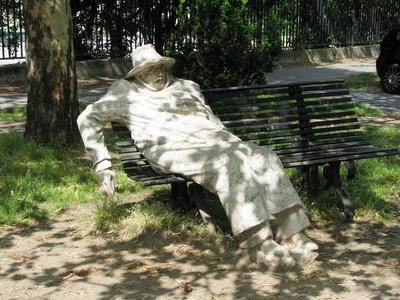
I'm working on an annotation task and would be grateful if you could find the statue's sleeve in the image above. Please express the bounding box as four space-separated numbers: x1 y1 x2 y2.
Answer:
192 82 225 129
77 80 129 172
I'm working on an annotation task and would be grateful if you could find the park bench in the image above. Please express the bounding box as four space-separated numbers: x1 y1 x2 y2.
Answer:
111 79 400 222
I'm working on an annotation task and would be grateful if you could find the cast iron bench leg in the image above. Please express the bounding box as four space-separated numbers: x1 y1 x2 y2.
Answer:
300 165 321 193
323 161 355 222
171 182 217 234
344 160 356 180
170 182 193 211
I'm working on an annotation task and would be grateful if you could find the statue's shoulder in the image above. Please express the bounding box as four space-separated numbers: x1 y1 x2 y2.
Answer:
109 79 132 90
105 79 133 95
174 78 202 92
96 79 133 103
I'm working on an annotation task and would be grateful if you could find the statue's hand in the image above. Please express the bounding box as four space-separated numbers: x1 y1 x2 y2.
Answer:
96 169 116 196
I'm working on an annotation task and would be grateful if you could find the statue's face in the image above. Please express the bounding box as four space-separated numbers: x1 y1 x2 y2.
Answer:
138 65 167 91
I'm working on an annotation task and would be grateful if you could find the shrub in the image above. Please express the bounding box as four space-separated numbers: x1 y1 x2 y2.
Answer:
165 0 282 88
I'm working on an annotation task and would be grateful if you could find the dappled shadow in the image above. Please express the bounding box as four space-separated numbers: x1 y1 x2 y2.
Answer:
1 194 400 299
3 65 399 298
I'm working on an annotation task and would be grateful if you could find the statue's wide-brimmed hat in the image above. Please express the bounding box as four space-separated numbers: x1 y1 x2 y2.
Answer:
125 44 175 79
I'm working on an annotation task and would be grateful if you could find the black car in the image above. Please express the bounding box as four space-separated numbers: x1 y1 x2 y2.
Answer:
376 26 400 94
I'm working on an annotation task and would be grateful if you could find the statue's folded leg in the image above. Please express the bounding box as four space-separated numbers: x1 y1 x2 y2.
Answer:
271 205 319 263
270 204 310 242
236 206 318 267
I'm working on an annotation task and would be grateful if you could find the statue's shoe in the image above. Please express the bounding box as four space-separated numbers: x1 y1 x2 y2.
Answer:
251 239 296 269
281 233 319 264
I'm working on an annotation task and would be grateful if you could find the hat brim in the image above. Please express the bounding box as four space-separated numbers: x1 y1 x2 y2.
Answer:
125 57 175 79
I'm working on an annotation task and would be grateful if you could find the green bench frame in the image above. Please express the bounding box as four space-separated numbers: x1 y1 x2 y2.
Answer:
112 79 400 221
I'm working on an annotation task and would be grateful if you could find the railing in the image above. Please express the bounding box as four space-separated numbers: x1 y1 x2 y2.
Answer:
1 0 400 60
0 0 25 60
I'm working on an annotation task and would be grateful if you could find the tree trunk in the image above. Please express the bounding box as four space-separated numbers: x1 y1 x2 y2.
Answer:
24 0 79 146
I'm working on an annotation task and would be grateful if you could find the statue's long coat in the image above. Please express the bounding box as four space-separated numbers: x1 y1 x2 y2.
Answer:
77 79 308 237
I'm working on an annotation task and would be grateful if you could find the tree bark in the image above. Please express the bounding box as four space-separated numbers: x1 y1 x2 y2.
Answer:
24 0 79 146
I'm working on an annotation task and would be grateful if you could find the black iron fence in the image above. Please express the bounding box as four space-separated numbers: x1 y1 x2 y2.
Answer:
0 0 25 59
1 0 400 60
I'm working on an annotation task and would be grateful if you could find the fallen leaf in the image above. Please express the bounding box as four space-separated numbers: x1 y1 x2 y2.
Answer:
183 282 193 293
8 254 29 262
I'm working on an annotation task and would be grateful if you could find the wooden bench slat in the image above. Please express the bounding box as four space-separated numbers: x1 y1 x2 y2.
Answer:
212 94 352 111
299 83 346 92
272 136 367 151
222 110 356 128
211 89 350 111
140 176 186 185
228 117 360 135
238 124 361 142
123 164 154 172
282 148 400 168
302 89 350 98
218 102 354 121
205 87 290 101
120 153 143 161
213 96 352 115
252 131 361 147
280 145 388 162
275 140 371 155
211 94 293 106
203 79 346 99
279 144 379 161
116 147 140 154
116 140 135 147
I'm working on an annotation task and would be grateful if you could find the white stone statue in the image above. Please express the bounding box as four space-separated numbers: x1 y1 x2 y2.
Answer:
77 44 318 267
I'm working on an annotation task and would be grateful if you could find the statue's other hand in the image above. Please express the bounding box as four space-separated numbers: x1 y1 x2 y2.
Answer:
96 169 117 196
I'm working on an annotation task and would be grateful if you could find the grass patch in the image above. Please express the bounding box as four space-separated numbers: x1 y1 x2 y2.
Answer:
345 72 380 92
353 103 384 117
0 132 139 225
92 186 233 245
0 107 26 122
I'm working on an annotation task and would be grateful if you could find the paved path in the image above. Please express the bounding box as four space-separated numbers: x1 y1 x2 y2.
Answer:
265 61 377 84
0 78 113 109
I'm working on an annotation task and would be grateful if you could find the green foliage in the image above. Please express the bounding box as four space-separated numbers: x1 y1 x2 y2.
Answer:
165 0 282 88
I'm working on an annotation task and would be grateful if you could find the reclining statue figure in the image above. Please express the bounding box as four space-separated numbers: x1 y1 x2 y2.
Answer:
77 44 318 267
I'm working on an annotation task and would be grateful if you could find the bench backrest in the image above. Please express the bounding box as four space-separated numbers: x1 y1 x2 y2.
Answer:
112 79 366 185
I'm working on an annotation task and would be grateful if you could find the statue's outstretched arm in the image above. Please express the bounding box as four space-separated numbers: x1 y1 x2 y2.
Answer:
77 81 129 195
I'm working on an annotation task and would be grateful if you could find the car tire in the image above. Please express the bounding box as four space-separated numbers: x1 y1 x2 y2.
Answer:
381 63 400 94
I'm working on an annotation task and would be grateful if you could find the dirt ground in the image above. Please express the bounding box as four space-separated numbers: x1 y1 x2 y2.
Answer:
1 203 399 300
